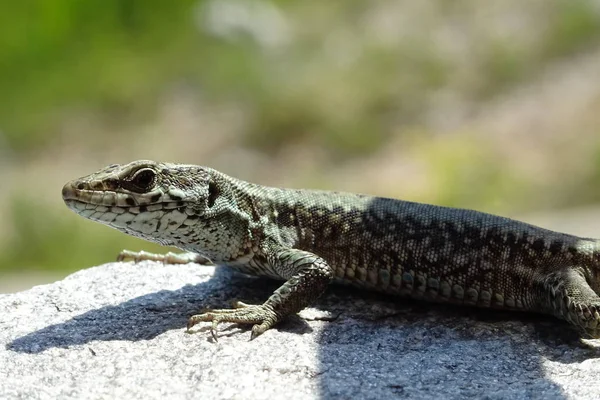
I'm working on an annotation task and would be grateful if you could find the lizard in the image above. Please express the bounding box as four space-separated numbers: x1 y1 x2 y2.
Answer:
61 160 600 340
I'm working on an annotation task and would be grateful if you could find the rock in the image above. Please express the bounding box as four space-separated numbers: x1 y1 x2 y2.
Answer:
2 262 600 399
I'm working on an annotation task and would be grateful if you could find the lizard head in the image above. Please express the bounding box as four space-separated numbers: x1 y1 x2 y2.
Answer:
62 160 241 256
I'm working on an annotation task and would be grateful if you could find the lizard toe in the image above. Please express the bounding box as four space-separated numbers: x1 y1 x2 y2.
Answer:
563 301 600 338
187 304 279 339
251 320 275 340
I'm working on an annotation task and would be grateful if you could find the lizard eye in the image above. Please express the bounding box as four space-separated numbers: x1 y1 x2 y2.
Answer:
127 168 156 192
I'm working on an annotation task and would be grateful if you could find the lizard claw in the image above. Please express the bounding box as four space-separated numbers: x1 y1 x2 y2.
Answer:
187 303 279 341
250 321 272 340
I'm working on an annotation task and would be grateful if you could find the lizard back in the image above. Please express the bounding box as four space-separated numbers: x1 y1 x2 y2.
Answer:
256 187 599 311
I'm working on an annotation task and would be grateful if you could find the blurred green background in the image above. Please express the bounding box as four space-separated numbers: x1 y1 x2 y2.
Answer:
2 0 600 292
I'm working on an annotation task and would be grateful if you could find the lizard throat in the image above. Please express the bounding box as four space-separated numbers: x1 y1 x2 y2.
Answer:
65 197 199 245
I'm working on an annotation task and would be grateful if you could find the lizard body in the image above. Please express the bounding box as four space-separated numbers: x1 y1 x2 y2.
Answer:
62 160 600 339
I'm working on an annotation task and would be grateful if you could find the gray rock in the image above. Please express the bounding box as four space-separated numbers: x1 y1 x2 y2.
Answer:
1 262 600 399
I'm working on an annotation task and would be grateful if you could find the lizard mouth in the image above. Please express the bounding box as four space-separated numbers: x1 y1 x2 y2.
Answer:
62 181 177 208
62 180 194 241
63 182 190 223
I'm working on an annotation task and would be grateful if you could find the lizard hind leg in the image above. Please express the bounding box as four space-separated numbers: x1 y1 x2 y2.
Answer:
549 268 600 339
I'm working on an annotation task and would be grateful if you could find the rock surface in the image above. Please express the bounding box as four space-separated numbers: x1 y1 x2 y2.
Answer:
2 262 600 399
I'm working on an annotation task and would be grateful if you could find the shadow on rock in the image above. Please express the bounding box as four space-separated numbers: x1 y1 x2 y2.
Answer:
313 286 590 399
7 268 279 353
319 285 600 364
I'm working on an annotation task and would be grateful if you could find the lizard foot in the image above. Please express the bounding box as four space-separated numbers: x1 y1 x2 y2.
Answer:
549 269 600 339
564 301 600 339
187 301 279 341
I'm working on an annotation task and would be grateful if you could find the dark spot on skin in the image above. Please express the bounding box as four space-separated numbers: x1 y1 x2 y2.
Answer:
531 238 546 252
549 240 563 255
505 232 517 246
430 233 446 249
150 193 161 203
276 207 296 227
139 205 147 213
464 226 481 242
169 193 183 201
332 205 344 216
326 225 341 242
208 181 219 208
515 232 530 250
178 207 186 213
125 197 136 207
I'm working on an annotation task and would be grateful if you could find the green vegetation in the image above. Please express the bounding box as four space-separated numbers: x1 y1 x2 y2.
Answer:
2 0 600 155
412 134 531 212
0 0 199 151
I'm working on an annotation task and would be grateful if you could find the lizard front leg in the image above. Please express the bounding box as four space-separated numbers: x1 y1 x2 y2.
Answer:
187 249 334 340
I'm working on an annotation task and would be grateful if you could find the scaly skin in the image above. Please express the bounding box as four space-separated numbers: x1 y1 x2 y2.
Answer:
62 160 600 339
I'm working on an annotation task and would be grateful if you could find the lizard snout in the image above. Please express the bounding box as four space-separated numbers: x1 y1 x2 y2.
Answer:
62 181 77 200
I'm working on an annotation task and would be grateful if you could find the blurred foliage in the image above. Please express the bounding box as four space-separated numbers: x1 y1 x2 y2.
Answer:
412 134 531 211
1 0 600 279
2 0 600 156
0 0 198 150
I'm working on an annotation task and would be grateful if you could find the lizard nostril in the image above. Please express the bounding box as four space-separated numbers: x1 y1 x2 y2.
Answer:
77 182 85 190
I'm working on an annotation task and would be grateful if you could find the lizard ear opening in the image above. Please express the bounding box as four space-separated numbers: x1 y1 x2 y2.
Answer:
207 181 219 207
